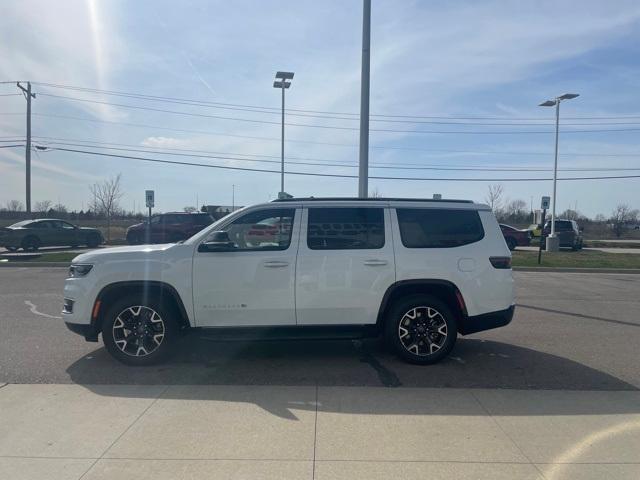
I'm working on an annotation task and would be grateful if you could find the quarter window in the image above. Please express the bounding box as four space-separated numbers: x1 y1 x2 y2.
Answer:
307 207 385 250
396 208 484 248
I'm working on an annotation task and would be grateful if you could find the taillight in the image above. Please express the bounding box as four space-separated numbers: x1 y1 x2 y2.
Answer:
490 256 511 269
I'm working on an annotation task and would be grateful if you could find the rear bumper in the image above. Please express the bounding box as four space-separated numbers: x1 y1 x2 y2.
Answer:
458 305 514 335
65 321 99 342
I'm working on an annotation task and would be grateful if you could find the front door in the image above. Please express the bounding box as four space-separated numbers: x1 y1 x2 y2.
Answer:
193 207 299 327
295 206 395 325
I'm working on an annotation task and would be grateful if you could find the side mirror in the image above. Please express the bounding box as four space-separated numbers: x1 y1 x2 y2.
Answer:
198 231 236 252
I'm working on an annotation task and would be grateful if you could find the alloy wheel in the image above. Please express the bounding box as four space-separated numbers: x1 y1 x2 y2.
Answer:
398 306 448 356
112 305 165 357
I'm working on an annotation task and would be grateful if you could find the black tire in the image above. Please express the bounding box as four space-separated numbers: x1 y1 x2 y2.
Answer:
126 232 142 245
86 233 101 248
505 237 517 251
102 294 179 366
385 294 457 365
21 236 40 251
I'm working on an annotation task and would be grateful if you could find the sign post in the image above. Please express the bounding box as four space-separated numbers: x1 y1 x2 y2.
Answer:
145 190 154 244
538 196 550 265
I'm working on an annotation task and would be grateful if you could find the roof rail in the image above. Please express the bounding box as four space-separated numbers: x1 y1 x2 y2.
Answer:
271 197 474 204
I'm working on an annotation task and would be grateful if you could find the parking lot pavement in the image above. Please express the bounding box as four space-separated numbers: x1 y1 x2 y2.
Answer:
1 268 639 479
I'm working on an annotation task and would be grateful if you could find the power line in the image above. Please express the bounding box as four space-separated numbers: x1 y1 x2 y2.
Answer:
37 145 640 182
32 81 640 121
33 139 640 172
37 92 640 127
0 144 24 148
29 134 640 160
28 112 640 136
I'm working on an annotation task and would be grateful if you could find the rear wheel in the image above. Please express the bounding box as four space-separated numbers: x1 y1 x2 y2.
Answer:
86 233 101 248
505 237 517 251
385 294 457 365
126 231 143 245
102 295 179 366
21 236 40 251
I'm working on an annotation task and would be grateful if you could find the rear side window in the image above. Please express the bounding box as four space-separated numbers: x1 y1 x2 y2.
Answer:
307 207 384 250
396 208 484 248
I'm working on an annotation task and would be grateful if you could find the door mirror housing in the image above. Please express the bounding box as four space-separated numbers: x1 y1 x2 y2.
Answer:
198 231 236 252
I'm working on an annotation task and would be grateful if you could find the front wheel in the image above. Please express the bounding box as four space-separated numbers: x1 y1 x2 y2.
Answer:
385 294 457 365
102 295 179 366
86 233 101 248
21 236 40 251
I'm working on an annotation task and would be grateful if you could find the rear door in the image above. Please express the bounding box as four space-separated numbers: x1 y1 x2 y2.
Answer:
295 206 395 325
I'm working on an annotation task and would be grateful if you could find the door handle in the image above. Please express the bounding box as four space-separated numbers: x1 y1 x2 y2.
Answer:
263 261 289 268
363 259 388 266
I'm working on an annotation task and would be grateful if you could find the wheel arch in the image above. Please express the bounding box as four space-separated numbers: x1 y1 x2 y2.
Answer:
376 279 466 332
93 281 191 333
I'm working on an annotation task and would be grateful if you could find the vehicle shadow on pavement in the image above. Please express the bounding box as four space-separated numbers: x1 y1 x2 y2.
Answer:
65 336 639 418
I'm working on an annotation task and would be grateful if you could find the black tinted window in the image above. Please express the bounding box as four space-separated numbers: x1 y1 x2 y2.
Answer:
307 208 384 250
397 208 484 248
194 214 213 225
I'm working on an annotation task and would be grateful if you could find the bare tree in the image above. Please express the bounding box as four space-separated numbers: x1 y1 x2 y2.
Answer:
370 187 383 198
610 204 639 238
34 200 52 213
505 199 527 217
6 200 24 212
484 184 504 211
52 202 68 214
90 173 124 242
183 206 197 213
594 213 607 223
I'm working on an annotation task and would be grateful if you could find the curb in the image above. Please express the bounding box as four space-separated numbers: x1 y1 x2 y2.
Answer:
0 262 69 268
513 266 640 274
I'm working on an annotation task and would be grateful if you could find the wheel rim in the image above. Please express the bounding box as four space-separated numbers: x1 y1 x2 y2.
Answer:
398 306 448 356
112 306 165 357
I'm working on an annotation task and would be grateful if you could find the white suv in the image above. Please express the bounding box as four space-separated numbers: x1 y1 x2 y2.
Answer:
63 198 515 366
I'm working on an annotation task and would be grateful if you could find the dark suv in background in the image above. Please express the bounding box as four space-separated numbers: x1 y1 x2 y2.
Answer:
126 212 214 244
543 219 584 250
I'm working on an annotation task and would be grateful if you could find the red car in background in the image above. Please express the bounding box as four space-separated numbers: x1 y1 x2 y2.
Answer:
499 224 531 251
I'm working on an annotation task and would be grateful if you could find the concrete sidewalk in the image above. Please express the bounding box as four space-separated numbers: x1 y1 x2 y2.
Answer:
0 384 639 480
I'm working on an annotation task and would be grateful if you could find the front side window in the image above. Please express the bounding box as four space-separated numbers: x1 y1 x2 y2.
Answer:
397 208 484 248
217 208 295 251
307 207 385 250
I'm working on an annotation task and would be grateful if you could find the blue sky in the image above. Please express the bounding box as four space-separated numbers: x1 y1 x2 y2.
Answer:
1 0 640 217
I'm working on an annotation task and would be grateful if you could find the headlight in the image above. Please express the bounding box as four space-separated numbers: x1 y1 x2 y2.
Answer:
69 263 93 278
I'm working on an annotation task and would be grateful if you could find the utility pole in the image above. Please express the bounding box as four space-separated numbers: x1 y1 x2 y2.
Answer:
232 184 235 211
358 0 371 198
17 82 36 214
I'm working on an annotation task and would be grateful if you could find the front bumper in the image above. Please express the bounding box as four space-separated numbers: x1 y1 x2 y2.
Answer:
458 305 515 335
65 321 99 341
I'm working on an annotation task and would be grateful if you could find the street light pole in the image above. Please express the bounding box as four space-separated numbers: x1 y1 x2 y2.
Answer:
358 0 371 198
273 71 294 198
539 93 579 251
281 83 285 194
551 99 560 239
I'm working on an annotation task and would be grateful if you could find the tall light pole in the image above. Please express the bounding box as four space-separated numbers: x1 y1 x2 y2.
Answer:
539 93 579 252
231 184 235 211
358 0 371 198
273 71 294 199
